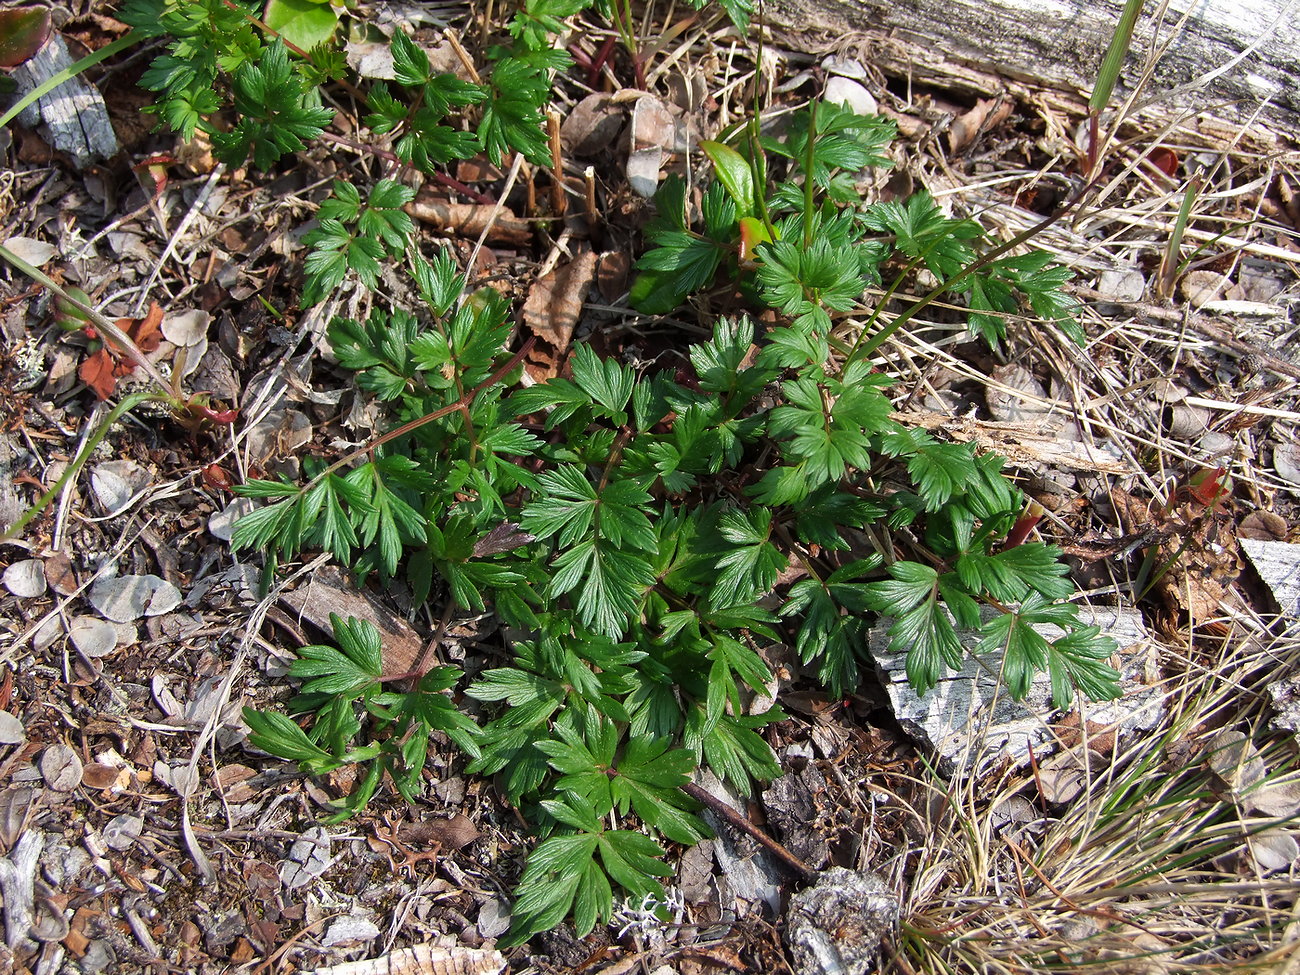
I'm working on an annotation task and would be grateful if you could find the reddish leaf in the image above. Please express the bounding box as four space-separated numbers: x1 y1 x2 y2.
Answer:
121 302 165 362
0 7 51 69
1187 466 1231 508
77 302 166 399
78 347 119 399
133 154 175 201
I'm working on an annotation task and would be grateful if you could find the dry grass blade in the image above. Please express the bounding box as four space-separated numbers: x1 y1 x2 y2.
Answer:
888 620 1300 973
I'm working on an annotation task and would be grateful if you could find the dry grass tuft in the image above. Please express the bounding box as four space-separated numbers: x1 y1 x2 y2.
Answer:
882 615 1300 974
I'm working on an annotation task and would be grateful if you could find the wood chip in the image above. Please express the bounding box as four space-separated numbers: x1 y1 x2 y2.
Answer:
896 410 1132 474
870 604 1159 771
1240 538 1300 616
9 33 118 167
305 943 506 975
785 867 897 975
323 915 381 947
280 827 333 889
40 744 83 792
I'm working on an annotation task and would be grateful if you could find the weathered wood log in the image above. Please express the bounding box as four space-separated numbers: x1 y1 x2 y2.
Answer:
769 0 1298 139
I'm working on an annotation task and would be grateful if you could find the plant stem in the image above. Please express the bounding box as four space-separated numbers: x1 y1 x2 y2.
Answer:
679 781 816 883
802 98 819 249
287 338 536 497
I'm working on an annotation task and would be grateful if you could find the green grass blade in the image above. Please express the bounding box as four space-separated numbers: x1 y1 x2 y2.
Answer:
1089 0 1145 114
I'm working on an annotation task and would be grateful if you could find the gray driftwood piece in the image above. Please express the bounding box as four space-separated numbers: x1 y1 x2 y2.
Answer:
769 0 1297 135
1241 538 1300 625
9 33 118 167
869 605 1162 772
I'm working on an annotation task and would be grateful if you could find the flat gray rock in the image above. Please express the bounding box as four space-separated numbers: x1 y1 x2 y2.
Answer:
870 604 1161 772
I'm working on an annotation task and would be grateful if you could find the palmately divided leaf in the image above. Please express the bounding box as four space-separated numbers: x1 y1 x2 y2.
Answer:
711 508 786 605
551 538 655 638
569 343 634 419
522 465 598 546
209 40 333 170
866 561 966 694
862 191 981 279
242 708 338 767
411 248 465 316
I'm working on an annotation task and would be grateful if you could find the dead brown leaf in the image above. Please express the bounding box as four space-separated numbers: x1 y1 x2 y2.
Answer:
561 93 625 158
80 763 120 791
596 250 631 302
428 812 481 850
1239 510 1288 541
43 551 78 595
522 248 598 377
407 197 531 246
948 97 1013 154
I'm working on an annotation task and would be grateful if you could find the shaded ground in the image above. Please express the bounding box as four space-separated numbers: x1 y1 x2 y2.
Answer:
2 5 1300 975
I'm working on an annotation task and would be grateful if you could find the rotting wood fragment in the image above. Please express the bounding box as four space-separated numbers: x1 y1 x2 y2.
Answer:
304 942 506 975
279 566 426 678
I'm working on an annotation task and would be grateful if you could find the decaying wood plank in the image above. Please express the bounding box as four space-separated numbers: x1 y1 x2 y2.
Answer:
895 410 1134 475
869 605 1162 772
305 943 506 975
769 0 1298 139
279 565 427 677
10 34 118 167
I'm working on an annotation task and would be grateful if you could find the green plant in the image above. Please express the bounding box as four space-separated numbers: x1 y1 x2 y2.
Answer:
87 0 1123 948
233 98 1120 942
243 613 479 820
112 0 585 307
